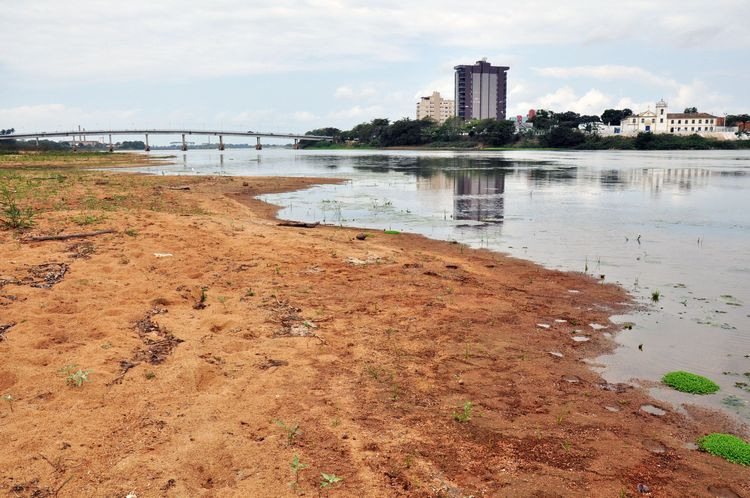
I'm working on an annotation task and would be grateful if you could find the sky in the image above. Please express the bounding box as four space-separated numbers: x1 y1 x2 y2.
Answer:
1 0 749 142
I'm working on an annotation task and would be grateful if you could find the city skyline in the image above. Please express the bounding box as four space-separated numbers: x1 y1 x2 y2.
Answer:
1 0 749 140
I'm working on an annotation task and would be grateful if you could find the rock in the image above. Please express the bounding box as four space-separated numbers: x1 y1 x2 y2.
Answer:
604 405 620 412
572 336 590 342
548 351 564 358
242 181 249 186
640 404 667 416
589 323 606 330
642 439 666 454
637 483 651 494
562 375 581 384
355 233 367 240
536 323 551 329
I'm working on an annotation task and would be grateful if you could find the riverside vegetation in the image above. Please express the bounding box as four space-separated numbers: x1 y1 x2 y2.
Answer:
302 109 750 150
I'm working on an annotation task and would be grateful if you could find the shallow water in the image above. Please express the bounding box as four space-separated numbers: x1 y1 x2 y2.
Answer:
124 148 750 423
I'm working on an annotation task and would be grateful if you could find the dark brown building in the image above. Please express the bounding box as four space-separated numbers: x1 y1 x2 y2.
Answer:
454 59 510 121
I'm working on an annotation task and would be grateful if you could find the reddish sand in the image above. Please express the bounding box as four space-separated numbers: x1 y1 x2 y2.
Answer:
0 170 747 497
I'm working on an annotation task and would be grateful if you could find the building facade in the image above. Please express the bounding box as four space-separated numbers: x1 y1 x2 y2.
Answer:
454 59 509 121
619 100 720 135
416 91 455 124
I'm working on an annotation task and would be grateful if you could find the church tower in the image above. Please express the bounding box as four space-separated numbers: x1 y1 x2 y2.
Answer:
655 99 668 133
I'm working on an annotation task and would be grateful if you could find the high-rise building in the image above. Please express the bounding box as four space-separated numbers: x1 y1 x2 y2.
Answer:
416 91 454 124
454 59 509 121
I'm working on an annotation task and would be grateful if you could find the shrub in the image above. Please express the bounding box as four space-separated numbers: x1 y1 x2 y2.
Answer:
697 433 750 466
662 371 719 394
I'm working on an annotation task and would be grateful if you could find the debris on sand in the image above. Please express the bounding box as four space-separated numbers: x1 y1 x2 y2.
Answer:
67 241 95 259
27 263 69 288
133 307 183 364
0 322 15 341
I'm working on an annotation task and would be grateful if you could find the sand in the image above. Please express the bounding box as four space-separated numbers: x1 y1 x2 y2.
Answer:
0 166 747 497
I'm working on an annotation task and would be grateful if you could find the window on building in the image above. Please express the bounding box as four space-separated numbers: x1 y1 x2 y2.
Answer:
691 127 694 131
660 109 664 115
678 120 681 124
660 118 663 123
641 118 644 123
697 127 701 131
671 120 674 124
692 119 695 124
670 128 674 132
632 119 636 123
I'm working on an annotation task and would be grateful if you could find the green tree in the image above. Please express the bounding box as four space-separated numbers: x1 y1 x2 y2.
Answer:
544 127 586 147
600 109 632 125
471 119 516 146
684 107 698 114
528 109 555 131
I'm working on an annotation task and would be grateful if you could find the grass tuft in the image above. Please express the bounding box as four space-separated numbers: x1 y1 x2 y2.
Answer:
697 433 750 466
662 370 719 394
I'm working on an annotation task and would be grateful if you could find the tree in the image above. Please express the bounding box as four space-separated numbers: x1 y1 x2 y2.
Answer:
601 109 632 125
470 119 516 146
528 109 555 131
726 114 750 127
544 127 586 147
684 107 698 114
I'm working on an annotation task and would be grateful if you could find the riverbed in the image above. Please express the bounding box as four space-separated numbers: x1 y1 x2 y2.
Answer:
126 148 750 423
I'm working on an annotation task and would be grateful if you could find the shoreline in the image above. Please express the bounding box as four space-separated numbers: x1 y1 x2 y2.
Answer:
0 166 747 496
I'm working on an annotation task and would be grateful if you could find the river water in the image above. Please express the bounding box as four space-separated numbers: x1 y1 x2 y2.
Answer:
125 148 750 423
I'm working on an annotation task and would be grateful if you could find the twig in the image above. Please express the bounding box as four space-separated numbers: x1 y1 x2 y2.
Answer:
54 475 75 497
277 221 319 228
24 229 116 242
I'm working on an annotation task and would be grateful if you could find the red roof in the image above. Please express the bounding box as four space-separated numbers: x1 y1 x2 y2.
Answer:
666 113 717 119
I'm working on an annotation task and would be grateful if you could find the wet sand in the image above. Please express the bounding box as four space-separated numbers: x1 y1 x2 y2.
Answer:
0 167 747 496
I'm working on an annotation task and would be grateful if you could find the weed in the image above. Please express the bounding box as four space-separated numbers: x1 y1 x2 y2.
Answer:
101 342 112 350
697 433 750 466
71 213 106 226
2 394 13 412
59 364 92 387
144 371 156 380
0 185 34 229
217 296 227 305
124 228 139 237
390 383 401 401
275 265 281 275
320 472 343 489
452 401 473 423
384 230 400 235
651 290 661 302
662 371 719 394
289 455 308 491
622 322 634 330
561 440 572 451
245 288 255 297
331 417 341 427
274 419 302 446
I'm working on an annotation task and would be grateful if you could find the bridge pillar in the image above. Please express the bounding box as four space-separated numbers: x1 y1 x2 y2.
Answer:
218 135 225 151
293 138 300 150
108 134 114 153
181 133 188 151
144 134 150 152
255 136 262 150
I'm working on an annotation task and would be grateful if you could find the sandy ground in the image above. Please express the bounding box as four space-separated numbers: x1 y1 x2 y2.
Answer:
0 166 748 497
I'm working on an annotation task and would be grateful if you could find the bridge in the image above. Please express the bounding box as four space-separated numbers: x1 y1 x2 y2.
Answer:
0 128 334 151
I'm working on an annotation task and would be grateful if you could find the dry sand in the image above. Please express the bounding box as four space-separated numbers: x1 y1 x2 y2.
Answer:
0 165 747 497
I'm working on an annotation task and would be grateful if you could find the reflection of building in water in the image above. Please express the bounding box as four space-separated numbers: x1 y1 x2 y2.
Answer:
622 168 712 193
452 170 506 222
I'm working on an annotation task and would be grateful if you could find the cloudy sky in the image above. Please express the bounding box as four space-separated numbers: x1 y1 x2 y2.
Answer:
1 0 748 140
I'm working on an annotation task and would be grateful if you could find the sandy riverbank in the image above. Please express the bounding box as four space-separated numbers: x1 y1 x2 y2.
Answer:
0 165 747 496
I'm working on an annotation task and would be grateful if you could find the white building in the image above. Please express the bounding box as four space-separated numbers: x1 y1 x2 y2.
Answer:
416 91 455 124
618 99 724 136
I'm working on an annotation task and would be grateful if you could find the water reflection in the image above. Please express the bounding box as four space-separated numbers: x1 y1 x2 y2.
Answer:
452 170 505 222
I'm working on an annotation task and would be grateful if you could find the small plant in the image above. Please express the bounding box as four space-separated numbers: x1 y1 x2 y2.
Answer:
194 287 208 309
697 433 750 466
71 213 106 226
320 472 343 489
144 371 156 380
124 228 139 237
217 295 227 305
561 440 572 451
662 371 719 394
651 290 661 302
2 394 13 412
245 288 255 297
274 419 302 446
0 186 34 229
289 454 308 491
59 364 92 387
452 401 473 423
384 230 400 235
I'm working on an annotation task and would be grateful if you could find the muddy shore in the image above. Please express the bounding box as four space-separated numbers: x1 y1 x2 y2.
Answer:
0 165 747 497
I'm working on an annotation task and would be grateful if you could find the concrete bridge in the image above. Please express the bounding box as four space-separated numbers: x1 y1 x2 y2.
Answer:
0 128 334 151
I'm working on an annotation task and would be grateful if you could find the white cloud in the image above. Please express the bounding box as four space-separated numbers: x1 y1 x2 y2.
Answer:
0 1 747 83
534 65 676 88
334 85 378 99
0 104 141 132
327 105 384 121
292 111 317 122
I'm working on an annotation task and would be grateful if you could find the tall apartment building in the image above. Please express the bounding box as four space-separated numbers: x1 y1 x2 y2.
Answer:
416 91 454 124
454 59 510 120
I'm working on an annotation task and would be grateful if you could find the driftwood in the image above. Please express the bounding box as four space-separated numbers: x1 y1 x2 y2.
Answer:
277 221 319 228
25 229 116 242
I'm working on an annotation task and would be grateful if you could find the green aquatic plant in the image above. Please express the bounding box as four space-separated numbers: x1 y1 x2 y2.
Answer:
697 433 750 466
651 290 661 302
662 371 719 394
